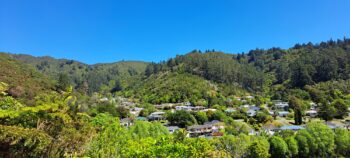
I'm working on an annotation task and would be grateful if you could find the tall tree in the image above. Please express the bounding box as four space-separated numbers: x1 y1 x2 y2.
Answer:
57 73 70 91
288 96 303 125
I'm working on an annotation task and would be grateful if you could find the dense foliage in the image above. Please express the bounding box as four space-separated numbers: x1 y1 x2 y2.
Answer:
1 38 350 157
10 53 149 94
0 53 54 102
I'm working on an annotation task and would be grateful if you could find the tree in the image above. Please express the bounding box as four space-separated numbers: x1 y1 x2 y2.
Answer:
318 102 336 121
297 121 335 157
269 136 288 158
295 130 313 157
285 137 299 158
111 79 123 93
331 99 349 119
116 106 129 118
88 118 129 157
166 110 197 128
57 73 70 91
247 138 270 158
334 128 350 157
193 111 208 124
288 96 303 125
290 60 314 87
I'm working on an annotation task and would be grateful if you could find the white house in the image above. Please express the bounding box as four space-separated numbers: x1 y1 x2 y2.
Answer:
175 106 192 111
274 101 289 110
247 109 257 117
306 110 317 117
277 111 290 117
201 108 217 112
167 126 180 133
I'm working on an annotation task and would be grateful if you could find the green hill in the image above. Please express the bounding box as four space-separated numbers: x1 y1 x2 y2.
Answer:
120 72 246 106
0 53 54 101
9 54 149 94
143 38 350 99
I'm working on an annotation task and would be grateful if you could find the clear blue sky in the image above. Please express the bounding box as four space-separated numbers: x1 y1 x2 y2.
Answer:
1 0 350 64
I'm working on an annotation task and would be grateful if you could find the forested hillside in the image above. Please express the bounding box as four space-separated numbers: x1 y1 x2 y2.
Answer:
140 38 350 99
10 54 149 94
1 38 350 157
0 53 54 102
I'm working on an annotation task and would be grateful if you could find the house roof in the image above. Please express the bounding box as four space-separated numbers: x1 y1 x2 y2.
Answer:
150 111 165 115
325 121 343 129
167 126 180 130
204 120 222 125
187 124 212 130
280 125 304 130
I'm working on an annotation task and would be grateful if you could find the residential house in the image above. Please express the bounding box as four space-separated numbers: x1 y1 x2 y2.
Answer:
305 110 317 117
204 120 225 132
278 125 304 131
262 124 278 135
191 106 206 111
187 124 213 137
325 121 345 130
148 111 166 121
120 118 133 127
247 109 257 117
167 126 180 133
277 111 290 117
273 100 289 110
130 107 144 116
201 108 217 112
175 106 192 111
225 108 237 113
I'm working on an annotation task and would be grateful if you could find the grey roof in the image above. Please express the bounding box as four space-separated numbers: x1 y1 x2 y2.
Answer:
187 124 212 130
280 125 304 130
204 120 221 125
167 126 180 130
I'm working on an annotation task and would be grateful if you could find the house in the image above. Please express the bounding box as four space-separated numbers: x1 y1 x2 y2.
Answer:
249 106 260 111
148 111 166 121
187 124 213 137
175 106 192 111
262 124 278 135
155 103 174 109
130 107 144 116
275 102 289 110
167 126 180 133
201 108 217 112
120 118 133 127
191 106 206 111
305 110 317 117
225 108 237 113
325 121 344 130
278 125 304 131
204 120 225 132
247 109 257 117
272 100 289 110
277 111 290 117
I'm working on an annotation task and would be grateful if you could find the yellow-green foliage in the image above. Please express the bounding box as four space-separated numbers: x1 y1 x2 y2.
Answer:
0 125 52 155
122 72 220 104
